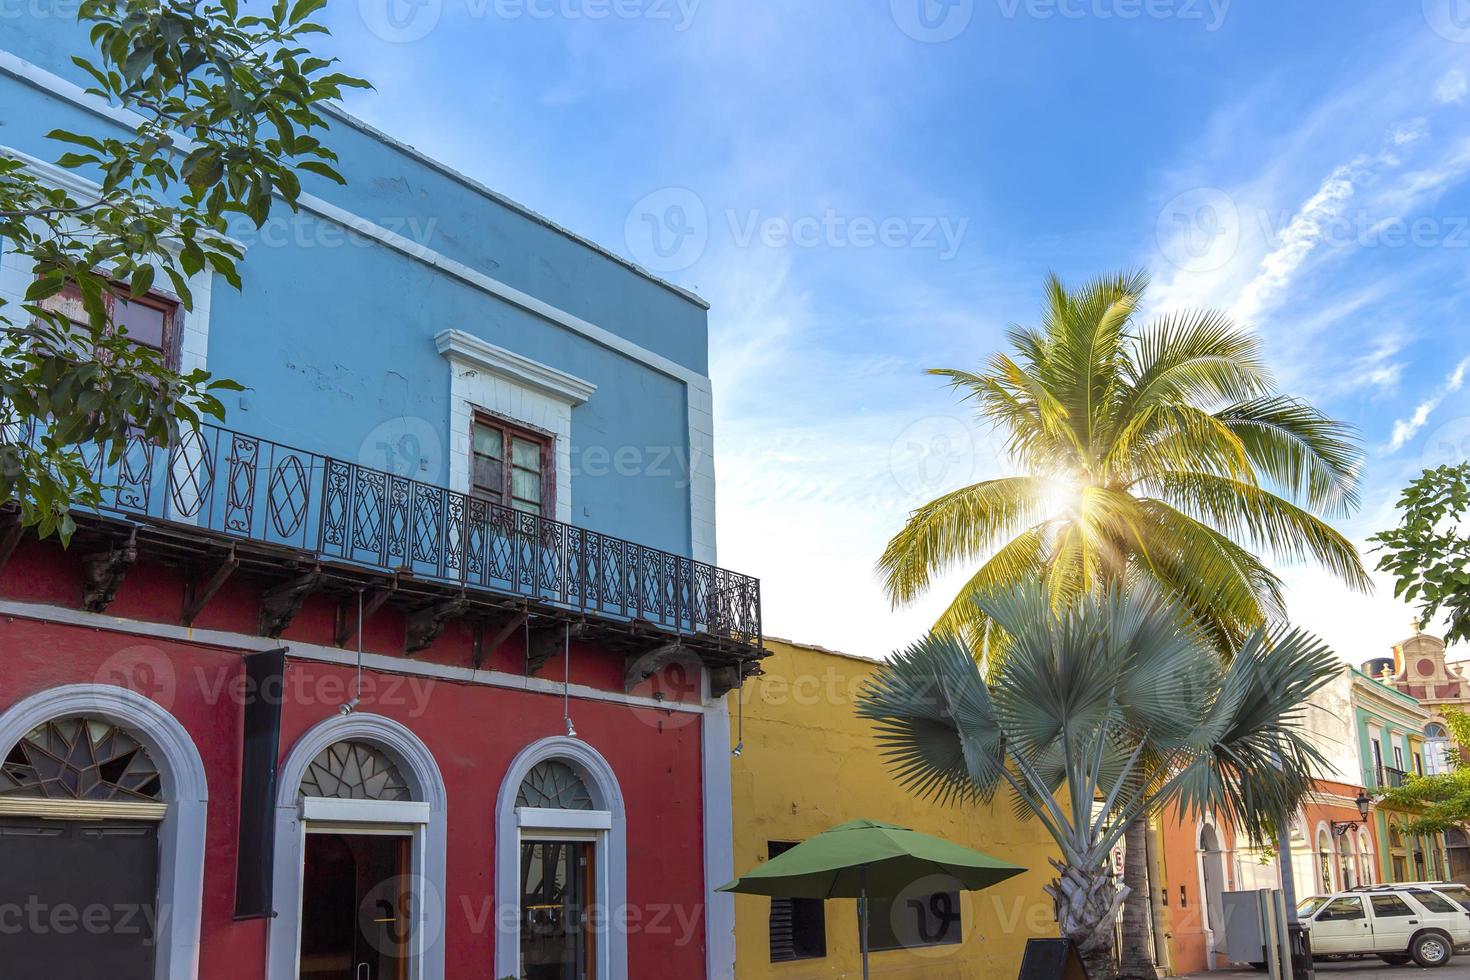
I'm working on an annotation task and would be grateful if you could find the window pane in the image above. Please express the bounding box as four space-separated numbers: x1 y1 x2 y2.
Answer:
1411 890 1458 913
867 891 962 951
473 426 503 459
38 283 90 328
1371 895 1414 917
512 437 542 471
512 467 542 501
114 297 167 350
511 498 541 517
1320 897 1364 920
768 842 825 962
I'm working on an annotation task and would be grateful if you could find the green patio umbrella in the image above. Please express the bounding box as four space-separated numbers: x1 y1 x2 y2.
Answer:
718 819 1027 980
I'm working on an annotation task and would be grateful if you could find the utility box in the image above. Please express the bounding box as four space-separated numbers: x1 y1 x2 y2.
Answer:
1223 889 1292 980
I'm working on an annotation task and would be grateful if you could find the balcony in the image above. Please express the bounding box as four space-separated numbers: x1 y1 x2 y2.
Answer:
8 422 762 685
1377 766 1411 789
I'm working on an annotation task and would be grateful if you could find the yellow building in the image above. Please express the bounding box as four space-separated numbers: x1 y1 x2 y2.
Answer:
727 637 1060 979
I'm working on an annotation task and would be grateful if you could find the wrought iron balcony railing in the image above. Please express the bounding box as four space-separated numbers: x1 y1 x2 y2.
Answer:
1377 766 1411 789
57 423 761 647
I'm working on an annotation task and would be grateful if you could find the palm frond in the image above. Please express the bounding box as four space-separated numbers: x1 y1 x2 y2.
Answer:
1215 396 1362 516
878 477 1052 605
1149 472 1370 589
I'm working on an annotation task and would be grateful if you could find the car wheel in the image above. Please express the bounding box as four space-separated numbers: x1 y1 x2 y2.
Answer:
1411 932 1454 968
1378 954 1412 965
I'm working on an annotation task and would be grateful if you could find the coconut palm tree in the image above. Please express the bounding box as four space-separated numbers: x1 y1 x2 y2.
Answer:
877 269 1367 977
856 584 1339 980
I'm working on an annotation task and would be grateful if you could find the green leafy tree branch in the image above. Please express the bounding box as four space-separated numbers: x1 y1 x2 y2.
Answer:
0 0 368 540
1371 462 1470 646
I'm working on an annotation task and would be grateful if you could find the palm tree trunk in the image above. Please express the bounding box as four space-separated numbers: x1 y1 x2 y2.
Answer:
1049 857 1126 980
1118 816 1158 980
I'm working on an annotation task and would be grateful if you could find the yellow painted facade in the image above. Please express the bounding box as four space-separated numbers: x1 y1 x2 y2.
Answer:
727 637 1061 980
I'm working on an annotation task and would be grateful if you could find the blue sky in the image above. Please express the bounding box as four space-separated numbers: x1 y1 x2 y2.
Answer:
319 0 1470 661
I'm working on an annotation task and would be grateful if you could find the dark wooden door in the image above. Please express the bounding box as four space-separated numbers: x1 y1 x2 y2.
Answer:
0 816 159 980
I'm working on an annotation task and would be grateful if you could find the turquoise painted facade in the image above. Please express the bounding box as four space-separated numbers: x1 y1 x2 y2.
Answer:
1350 669 1450 883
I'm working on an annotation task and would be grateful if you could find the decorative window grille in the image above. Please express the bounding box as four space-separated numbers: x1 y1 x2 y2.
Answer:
298 741 411 801
0 718 162 801
515 760 593 811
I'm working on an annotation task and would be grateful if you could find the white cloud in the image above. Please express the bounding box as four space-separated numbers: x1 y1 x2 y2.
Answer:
1438 67 1468 105
1388 356 1470 452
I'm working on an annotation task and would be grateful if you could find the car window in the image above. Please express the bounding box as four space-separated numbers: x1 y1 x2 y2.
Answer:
1435 886 1470 911
1410 889 1459 914
1298 897 1328 917
1317 897 1366 921
1370 895 1415 917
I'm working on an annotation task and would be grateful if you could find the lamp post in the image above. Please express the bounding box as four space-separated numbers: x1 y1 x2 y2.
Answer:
1330 791 1374 838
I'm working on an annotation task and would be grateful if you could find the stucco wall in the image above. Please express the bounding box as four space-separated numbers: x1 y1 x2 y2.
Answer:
0 20 710 558
726 638 1059 980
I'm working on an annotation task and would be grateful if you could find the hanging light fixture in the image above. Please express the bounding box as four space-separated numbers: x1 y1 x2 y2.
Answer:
339 588 364 715
563 622 577 738
731 667 744 758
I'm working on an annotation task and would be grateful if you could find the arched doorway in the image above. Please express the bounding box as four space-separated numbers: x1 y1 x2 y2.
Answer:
268 713 447 980
1447 828 1470 882
0 684 208 980
496 736 627 980
1317 827 1336 893
1199 823 1227 965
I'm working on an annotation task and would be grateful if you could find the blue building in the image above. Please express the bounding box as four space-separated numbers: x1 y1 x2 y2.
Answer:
0 18 760 980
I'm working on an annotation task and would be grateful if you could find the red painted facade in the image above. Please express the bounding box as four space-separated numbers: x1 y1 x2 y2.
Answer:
0 538 713 978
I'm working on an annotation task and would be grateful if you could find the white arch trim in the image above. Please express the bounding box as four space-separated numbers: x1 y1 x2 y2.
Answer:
495 735 628 980
0 683 208 980
267 713 447 980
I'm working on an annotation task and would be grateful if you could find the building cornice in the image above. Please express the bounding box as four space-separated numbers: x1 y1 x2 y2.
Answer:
435 328 596 405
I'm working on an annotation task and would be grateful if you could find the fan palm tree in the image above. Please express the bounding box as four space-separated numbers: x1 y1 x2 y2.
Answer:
857 584 1339 980
878 269 1367 977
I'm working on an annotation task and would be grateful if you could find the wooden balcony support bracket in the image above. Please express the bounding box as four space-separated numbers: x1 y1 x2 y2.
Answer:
181 546 239 627
707 664 741 700
623 641 684 694
0 510 24 577
334 580 398 648
81 529 138 613
708 658 762 700
473 610 528 671
404 593 470 656
258 569 323 638
526 621 583 676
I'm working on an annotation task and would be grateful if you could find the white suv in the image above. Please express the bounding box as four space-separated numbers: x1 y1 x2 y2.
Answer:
1298 887 1470 967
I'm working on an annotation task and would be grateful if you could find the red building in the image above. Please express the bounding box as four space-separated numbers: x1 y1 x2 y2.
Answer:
0 32 764 980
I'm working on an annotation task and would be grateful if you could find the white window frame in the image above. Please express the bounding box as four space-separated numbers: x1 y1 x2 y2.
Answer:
436 329 595 526
0 684 209 980
495 736 627 980
267 713 448 980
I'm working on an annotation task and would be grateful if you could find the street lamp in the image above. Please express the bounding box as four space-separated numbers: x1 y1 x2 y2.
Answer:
1331 791 1373 837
